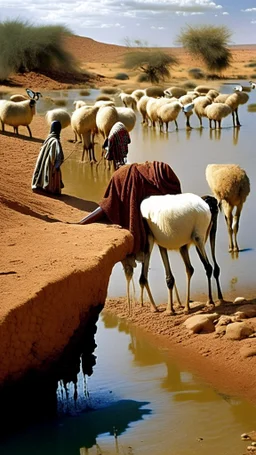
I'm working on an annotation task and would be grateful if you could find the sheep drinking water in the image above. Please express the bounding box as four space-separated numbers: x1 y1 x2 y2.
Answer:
122 193 223 314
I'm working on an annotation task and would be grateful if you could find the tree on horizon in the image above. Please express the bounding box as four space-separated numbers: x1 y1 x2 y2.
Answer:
176 24 233 74
123 49 179 83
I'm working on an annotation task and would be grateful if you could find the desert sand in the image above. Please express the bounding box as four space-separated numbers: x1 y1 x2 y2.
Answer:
0 35 256 405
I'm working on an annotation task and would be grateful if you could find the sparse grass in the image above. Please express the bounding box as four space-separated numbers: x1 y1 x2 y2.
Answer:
245 62 256 68
137 73 149 82
100 86 120 94
79 89 91 96
188 68 205 79
236 74 248 79
247 103 256 112
95 94 114 101
250 73 256 79
181 80 197 89
115 72 129 80
53 99 67 106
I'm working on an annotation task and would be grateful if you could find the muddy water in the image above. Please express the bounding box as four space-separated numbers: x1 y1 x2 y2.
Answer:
1 311 256 455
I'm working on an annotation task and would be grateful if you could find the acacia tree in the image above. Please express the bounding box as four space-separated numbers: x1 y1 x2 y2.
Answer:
124 50 179 84
176 25 233 74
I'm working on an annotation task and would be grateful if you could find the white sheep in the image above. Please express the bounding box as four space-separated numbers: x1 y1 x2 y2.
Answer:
0 99 36 137
206 164 250 252
224 90 249 127
116 107 136 132
122 193 223 314
96 105 119 139
164 86 187 98
73 100 87 110
157 100 184 132
137 95 151 124
249 81 256 89
10 94 29 102
71 105 99 162
131 89 146 102
193 95 213 127
119 92 137 110
45 108 71 129
204 103 232 129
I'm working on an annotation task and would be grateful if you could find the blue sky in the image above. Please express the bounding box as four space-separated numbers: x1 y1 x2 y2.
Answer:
0 0 255 46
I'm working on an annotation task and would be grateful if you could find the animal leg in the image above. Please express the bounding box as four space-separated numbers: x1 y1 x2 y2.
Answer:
222 202 234 252
208 209 224 301
235 108 241 127
195 241 214 307
139 235 158 312
26 125 32 137
232 203 243 252
158 246 175 314
179 245 194 313
121 256 136 314
174 120 178 131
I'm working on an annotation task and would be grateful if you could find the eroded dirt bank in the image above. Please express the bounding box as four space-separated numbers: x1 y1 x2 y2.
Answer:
0 116 133 384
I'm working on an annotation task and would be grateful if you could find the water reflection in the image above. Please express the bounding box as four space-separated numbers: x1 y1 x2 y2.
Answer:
0 399 151 454
0 306 101 437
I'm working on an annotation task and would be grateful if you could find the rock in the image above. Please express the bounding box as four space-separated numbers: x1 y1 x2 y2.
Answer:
183 313 218 334
233 296 247 304
225 322 255 340
235 304 256 319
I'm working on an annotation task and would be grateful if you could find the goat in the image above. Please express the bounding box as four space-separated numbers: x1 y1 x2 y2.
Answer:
122 193 223 314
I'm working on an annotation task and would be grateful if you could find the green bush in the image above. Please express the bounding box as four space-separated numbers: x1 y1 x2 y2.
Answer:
124 50 179 83
137 73 149 82
115 72 129 80
53 99 67 107
100 86 119 95
247 103 256 112
245 62 256 68
0 19 77 81
79 89 91 96
95 94 114 101
188 68 205 80
181 81 197 89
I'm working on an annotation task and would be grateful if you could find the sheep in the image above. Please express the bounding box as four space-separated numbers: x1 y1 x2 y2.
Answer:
10 94 29 102
157 100 184 132
131 89 146 102
71 105 99 162
73 100 87 110
96 105 119 139
94 100 115 108
234 84 251 93
119 92 137 110
206 164 250 253
249 81 256 89
145 97 161 128
195 85 217 94
178 94 197 128
137 95 151 124
122 193 223 314
0 99 36 137
164 86 187 99
45 108 71 129
145 86 165 98
193 95 213 127
204 103 232 129
116 107 136 132
224 90 249 127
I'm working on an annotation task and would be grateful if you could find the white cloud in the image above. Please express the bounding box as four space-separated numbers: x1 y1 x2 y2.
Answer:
222 11 229 15
251 20 256 24
241 8 256 12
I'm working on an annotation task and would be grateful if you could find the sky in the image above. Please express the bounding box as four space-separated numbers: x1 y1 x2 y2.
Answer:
0 0 255 47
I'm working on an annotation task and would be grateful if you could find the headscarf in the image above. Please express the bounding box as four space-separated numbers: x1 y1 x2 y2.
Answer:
50 120 62 139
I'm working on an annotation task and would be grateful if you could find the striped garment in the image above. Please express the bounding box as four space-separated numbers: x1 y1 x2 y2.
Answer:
103 121 131 169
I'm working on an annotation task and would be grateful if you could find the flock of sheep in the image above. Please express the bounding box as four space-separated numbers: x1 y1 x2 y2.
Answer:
0 82 253 314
